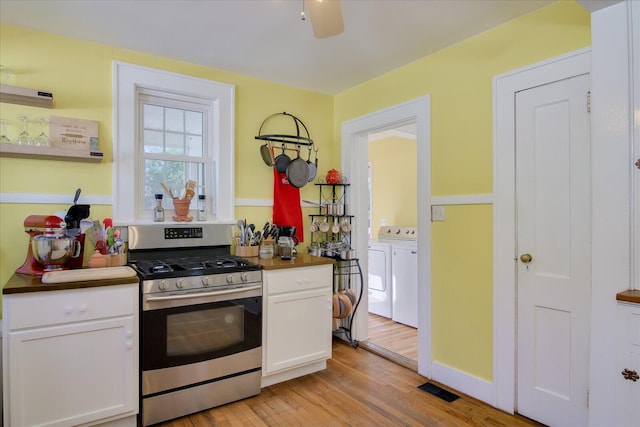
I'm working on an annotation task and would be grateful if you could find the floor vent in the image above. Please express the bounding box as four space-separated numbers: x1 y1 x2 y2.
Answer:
417 382 460 402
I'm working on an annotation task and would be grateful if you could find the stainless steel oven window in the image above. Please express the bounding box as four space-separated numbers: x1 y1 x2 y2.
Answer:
166 305 245 356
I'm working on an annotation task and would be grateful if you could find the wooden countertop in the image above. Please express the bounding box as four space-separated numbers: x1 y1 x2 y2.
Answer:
616 289 640 304
3 273 139 295
252 254 336 270
3 255 336 294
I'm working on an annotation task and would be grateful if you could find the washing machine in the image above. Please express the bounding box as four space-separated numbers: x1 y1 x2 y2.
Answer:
377 226 418 328
368 240 392 318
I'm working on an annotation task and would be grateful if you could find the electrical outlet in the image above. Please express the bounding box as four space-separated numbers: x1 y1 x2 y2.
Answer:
431 205 445 221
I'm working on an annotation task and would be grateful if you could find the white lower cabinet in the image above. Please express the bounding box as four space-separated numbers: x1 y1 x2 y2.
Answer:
262 265 333 387
2 283 139 427
615 302 640 427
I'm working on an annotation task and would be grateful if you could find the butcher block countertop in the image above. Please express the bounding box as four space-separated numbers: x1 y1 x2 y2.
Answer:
253 254 336 270
617 289 640 304
3 269 139 295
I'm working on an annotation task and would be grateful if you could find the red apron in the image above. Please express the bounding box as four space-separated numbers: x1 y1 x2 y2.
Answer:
272 169 304 243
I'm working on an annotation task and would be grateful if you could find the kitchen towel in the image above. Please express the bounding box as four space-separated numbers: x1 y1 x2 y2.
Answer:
272 168 304 243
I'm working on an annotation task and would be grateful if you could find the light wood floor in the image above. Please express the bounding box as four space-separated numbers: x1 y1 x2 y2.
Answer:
157 338 541 427
365 313 418 362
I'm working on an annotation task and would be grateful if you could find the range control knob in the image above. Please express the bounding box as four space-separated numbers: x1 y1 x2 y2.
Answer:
202 276 210 287
176 278 184 289
241 272 248 282
226 274 235 284
158 280 168 291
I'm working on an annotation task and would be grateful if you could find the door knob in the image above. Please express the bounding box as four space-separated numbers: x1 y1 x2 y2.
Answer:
520 253 533 263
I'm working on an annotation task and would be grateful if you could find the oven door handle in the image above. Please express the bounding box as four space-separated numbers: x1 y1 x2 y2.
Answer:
146 285 262 302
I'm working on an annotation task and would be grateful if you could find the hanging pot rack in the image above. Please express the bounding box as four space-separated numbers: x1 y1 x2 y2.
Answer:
255 112 314 147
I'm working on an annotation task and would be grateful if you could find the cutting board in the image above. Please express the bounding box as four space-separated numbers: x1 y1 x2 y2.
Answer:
42 266 137 283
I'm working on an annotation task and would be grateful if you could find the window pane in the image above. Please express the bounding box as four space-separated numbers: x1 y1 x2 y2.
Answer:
185 111 203 135
144 104 164 130
186 135 203 156
143 130 164 153
165 108 184 133
165 132 184 155
145 159 205 209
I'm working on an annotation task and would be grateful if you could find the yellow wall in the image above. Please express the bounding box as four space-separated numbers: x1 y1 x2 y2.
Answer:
334 0 590 380
0 0 591 384
369 136 417 238
0 25 334 312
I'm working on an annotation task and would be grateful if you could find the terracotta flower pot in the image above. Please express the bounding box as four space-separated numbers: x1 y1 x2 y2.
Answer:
172 199 193 222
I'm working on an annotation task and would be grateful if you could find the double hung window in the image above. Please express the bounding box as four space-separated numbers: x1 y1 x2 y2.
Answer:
113 62 235 223
139 92 208 212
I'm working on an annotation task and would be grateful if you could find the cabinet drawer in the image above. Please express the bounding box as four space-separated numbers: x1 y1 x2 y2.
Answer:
264 265 332 295
5 283 138 330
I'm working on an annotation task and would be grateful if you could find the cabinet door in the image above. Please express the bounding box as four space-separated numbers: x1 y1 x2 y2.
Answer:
615 304 640 427
264 288 332 374
7 316 136 427
392 246 418 328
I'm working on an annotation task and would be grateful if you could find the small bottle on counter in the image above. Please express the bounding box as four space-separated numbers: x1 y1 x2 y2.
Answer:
197 194 206 221
153 194 165 222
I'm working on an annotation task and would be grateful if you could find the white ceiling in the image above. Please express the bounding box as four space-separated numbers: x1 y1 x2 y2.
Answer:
0 0 566 95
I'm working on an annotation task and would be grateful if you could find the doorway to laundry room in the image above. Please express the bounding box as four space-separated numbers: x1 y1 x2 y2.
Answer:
364 124 419 368
341 95 431 377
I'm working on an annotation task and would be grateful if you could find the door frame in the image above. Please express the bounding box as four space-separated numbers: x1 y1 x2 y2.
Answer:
341 95 432 377
493 47 591 412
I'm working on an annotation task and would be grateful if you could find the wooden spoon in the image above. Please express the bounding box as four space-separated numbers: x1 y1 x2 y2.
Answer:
160 183 176 199
184 180 196 200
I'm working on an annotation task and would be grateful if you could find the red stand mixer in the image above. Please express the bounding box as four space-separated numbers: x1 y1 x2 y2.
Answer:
16 215 86 276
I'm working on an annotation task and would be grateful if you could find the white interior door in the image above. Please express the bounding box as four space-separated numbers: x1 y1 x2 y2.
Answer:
515 73 591 426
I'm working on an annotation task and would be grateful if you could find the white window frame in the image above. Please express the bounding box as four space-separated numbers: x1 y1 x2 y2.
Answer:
113 61 235 224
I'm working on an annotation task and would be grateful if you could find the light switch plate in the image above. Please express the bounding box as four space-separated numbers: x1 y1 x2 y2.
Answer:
431 205 445 221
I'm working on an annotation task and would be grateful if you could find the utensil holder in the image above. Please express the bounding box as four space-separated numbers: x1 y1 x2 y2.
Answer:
108 253 127 267
235 245 259 258
172 199 193 222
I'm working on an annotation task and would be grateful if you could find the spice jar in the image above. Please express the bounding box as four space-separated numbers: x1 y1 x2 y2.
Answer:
153 194 164 222
197 195 206 221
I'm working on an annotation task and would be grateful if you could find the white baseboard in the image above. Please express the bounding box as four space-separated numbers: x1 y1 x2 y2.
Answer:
431 361 493 405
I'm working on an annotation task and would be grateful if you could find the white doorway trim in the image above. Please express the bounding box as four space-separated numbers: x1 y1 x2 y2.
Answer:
493 48 591 412
341 95 432 377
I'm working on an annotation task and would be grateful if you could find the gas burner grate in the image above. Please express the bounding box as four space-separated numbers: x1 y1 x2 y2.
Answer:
181 261 207 271
137 260 174 274
131 255 261 280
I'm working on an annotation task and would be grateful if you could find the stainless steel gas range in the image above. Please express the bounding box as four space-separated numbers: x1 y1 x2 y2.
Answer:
127 224 263 426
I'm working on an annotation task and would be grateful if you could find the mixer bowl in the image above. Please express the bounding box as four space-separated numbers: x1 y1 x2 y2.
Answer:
32 234 78 271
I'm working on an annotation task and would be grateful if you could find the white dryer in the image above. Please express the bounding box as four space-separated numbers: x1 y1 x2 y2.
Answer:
368 240 392 318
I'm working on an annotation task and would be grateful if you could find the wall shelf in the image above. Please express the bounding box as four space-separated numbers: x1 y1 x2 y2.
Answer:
0 84 53 108
0 144 103 162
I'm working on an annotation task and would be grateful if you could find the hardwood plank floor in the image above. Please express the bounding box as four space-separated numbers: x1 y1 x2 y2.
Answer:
157 338 541 427
365 313 418 361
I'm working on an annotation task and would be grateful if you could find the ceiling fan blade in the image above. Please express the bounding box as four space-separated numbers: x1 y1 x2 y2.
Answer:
305 0 344 39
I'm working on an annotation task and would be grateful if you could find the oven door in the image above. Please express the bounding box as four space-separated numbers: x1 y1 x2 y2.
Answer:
142 294 262 371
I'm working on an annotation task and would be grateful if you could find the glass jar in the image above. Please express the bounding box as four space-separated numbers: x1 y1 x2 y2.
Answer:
259 242 274 259
153 194 164 222
197 194 206 221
